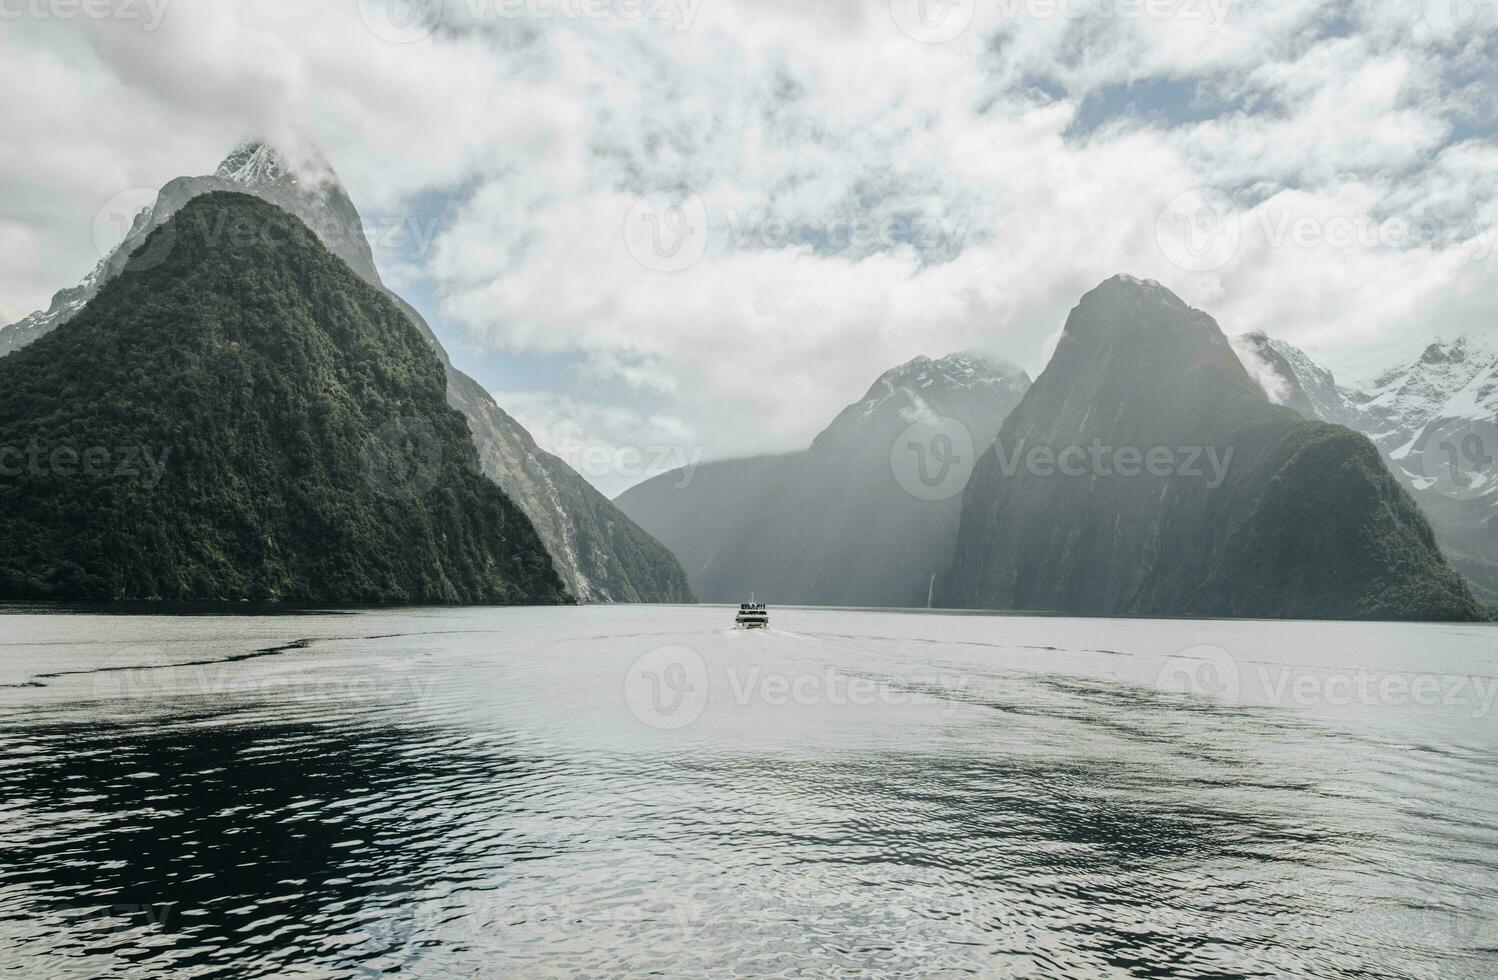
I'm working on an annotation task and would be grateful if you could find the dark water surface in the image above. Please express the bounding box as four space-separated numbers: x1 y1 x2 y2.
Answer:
0 606 1494 978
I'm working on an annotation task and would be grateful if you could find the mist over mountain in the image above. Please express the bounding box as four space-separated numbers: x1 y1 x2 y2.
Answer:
1229 331 1358 428
0 194 566 604
941 276 1483 622
0 141 691 604
615 353 1031 606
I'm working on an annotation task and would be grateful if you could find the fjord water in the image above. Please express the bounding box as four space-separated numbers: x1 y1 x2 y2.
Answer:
0 607 1493 978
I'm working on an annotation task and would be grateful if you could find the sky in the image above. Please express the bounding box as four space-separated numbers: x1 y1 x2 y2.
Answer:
3 0 1497 495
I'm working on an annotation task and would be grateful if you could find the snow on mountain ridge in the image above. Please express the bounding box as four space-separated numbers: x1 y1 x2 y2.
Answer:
215 141 287 186
1239 331 1498 598
1356 336 1498 450
215 139 340 190
854 352 1029 422
873 352 1026 392
0 139 381 361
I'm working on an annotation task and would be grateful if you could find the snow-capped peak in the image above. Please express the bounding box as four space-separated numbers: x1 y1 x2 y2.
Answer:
876 352 1026 392
1355 335 1498 448
3 137 363 359
843 352 1030 427
215 141 289 187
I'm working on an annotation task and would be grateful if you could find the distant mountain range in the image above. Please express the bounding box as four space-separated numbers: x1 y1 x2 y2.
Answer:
1231 331 1498 601
620 275 1483 621
0 193 567 604
0 142 692 604
941 276 1482 621
615 353 1031 606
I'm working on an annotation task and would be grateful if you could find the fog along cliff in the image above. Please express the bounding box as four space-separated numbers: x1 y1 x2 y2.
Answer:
940 276 1485 622
615 354 1031 607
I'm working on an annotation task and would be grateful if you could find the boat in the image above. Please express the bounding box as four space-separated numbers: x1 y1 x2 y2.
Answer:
735 595 769 630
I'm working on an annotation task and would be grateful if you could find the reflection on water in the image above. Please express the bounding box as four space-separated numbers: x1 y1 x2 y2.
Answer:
0 606 1494 978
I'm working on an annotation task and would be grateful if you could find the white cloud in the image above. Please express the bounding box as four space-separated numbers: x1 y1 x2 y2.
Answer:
4 0 1497 485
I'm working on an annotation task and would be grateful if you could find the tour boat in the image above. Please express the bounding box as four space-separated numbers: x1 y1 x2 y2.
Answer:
735 595 769 630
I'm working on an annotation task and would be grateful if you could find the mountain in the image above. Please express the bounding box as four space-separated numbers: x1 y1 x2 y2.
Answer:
0 143 381 359
0 141 692 604
1350 338 1498 602
1229 331 1358 427
1234 334 1498 603
445 370 697 603
0 193 567 604
1351 337 1497 451
941 275 1485 622
615 353 1031 606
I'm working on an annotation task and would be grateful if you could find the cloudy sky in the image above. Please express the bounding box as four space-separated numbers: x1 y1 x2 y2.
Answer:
3 0 1497 493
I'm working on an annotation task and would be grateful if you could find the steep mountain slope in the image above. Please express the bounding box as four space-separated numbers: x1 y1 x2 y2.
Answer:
446 370 697 603
942 276 1484 621
616 354 1031 606
0 141 692 604
1235 334 1498 602
0 193 567 604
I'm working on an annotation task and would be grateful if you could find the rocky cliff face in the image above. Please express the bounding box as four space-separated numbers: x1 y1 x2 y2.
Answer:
941 275 1484 621
0 141 692 604
615 353 1030 606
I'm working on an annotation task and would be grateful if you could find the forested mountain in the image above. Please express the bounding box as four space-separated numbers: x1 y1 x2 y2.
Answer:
0 141 692 604
0 193 567 605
